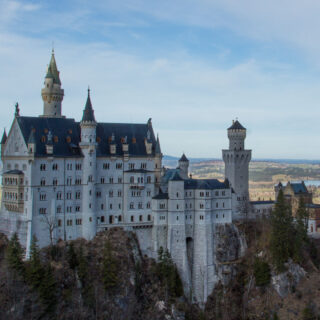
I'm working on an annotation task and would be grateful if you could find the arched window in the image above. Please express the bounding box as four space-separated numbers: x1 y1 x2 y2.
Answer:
109 215 113 224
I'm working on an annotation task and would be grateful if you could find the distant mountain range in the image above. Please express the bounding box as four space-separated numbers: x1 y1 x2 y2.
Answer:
163 155 320 165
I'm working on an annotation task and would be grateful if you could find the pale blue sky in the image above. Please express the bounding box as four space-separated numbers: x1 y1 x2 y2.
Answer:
1 0 320 159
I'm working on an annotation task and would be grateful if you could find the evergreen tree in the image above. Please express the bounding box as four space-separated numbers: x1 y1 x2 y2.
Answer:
270 190 294 272
6 233 25 276
67 242 78 270
102 240 118 291
293 197 309 262
26 236 44 289
253 258 271 287
39 264 57 313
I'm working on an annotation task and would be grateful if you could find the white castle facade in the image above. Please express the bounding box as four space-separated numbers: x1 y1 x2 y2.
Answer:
0 51 252 303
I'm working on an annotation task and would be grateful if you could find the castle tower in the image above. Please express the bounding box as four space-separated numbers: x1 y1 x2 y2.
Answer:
80 89 97 240
41 50 64 118
222 120 251 217
178 153 189 179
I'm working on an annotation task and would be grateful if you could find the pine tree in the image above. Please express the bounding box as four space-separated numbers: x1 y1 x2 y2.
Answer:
270 190 294 272
293 197 309 262
6 233 25 276
67 242 78 270
26 236 44 289
102 240 118 291
39 264 57 313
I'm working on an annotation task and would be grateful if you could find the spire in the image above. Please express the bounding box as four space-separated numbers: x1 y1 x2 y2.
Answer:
28 128 36 144
228 119 246 130
46 49 61 85
179 153 189 162
155 134 161 154
81 88 96 123
1 129 7 144
14 102 20 117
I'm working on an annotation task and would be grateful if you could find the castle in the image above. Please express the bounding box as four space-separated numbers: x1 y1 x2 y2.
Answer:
0 51 253 303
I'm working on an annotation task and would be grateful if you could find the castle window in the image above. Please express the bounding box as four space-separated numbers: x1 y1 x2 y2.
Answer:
76 219 82 225
101 177 105 184
222 191 225 196
177 204 179 209
118 215 122 222
56 192 62 200
58 219 62 226
41 136 46 143
118 203 121 209
75 163 82 170
89 203 91 209
147 202 151 209
216 202 218 208
147 190 151 197
109 177 113 183
52 163 58 170
206 192 210 197
223 214 225 218
101 216 105 223
109 190 113 197
75 206 80 212
129 163 135 170
89 217 92 222
75 191 81 199
40 178 46 186
118 190 122 197
67 177 72 185
116 163 122 169
131 215 134 222
216 214 218 218
40 164 46 171
223 202 225 208
130 202 134 209
101 204 104 210
118 177 122 183
176 192 179 198
160 203 165 209
67 163 72 170
200 203 204 209
103 163 110 170
176 216 179 220
190 203 192 208
39 208 47 214
139 215 143 222
67 192 72 200
75 178 81 185
88 175 93 183
53 178 58 186
138 202 143 209
22 164 27 171
109 204 113 209
130 176 134 183
96 191 101 198
147 214 151 221
200 192 204 197
40 193 46 201
141 163 147 169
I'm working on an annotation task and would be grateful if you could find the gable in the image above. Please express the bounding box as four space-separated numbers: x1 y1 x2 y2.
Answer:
3 118 28 157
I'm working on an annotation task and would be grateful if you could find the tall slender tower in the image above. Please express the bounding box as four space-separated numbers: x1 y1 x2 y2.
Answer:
80 89 97 239
222 120 251 216
41 50 64 117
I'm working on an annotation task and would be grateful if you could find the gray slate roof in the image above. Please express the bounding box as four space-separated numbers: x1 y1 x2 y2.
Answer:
81 90 96 122
1 129 7 144
4 170 24 175
179 153 189 162
184 178 228 190
228 120 246 130
289 182 308 194
16 116 156 158
250 200 274 205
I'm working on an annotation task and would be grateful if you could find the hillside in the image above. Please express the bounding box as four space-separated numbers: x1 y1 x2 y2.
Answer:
1 221 320 320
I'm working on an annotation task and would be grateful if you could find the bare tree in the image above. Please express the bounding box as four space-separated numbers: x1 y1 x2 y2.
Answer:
41 214 58 246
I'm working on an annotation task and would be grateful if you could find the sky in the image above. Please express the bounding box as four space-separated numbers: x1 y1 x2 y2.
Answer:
1 0 320 159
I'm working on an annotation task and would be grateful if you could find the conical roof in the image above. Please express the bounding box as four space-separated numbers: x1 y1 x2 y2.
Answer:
228 120 246 130
179 153 189 162
1 129 7 144
45 50 61 85
81 88 96 122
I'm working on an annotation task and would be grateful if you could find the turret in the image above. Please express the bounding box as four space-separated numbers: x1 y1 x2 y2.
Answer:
227 120 246 151
79 88 97 240
41 50 64 118
178 153 189 180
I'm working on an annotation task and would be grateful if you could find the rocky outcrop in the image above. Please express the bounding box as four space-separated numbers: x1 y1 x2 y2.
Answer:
271 260 306 298
214 223 247 286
